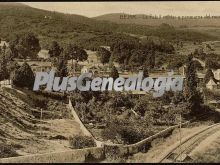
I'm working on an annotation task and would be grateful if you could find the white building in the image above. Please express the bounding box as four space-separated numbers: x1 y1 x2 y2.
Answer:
0 41 9 48
38 49 50 59
17 61 54 73
81 65 100 75
100 46 111 51
212 69 220 80
206 69 220 91
206 78 218 90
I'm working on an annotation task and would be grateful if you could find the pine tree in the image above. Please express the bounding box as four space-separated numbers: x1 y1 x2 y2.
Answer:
0 54 9 81
143 65 149 78
147 50 155 69
184 54 203 114
109 65 119 80
56 57 68 77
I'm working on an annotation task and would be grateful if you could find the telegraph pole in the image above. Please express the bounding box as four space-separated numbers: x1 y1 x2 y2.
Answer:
179 113 182 162
40 108 43 137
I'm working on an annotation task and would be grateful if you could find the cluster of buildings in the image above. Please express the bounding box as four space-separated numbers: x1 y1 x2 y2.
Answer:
1 40 220 92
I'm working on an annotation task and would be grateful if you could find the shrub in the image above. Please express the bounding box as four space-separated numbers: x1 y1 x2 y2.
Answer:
69 135 96 149
35 90 67 101
11 62 35 89
0 143 19 158
102 118 154 144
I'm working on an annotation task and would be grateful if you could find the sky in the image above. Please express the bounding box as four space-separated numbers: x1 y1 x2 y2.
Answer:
22 1 220 18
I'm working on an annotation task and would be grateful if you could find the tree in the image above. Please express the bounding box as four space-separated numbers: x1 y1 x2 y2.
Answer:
2 43 6 54
133 98 148 116
129 50 147 70
205 59 220 69
109 65 119 80
143 65 149 78
168 59 184 70
4 47 16 61
0 54 8 81
48 41 63 58
184 54 203 114
180 42 183 48
147 50 155 69
56 57 68 77
193 48 199 56
206 44 213 51
111 40 136 64
10 33 41 59
172 91 185 105
109 92 133 109
204 68 214 84
7 61 20 83
97 47 111 65
193 60 203 71
0 50 19 81
11 62 35 89
64 44 88 73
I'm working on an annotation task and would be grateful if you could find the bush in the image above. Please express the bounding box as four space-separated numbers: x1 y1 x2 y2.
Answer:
0 143 19 158
35 90 67 101
69 135 96 149
102 118 154 144
11 62 35 89
29 95 47 108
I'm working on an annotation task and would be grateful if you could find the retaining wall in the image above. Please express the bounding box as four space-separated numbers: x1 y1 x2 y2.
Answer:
68 99 92 137
0 147 104 163
68 99 103 147
103 121 190 158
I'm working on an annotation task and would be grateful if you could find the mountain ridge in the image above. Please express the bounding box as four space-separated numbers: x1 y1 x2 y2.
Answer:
94 13 220 27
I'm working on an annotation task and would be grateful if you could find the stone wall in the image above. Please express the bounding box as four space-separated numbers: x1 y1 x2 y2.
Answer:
0 147 104 163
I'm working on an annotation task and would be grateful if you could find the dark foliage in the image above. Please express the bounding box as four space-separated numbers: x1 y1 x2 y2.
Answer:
69 135 96 149
11 62 35 89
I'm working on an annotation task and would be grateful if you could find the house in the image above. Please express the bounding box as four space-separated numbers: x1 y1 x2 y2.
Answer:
81 66 91 74
85 50 99 65
0 41 9 48
206 78 220 90
206 69 220 90
30 63 52 73
100 46 111 51
212 69 220 80
44 15 52 19
17 61 55 73
81 65 101 75
38 49 50 59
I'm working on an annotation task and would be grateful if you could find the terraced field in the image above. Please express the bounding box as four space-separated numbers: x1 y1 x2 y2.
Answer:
0 87 82 156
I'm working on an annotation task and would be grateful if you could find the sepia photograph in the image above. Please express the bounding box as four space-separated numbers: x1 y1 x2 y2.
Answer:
0 1 220 163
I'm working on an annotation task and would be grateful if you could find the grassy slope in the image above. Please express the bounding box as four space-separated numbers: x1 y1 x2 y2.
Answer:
0 87 81 156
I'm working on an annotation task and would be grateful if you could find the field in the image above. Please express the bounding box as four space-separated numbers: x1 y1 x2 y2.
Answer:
0 87 82 157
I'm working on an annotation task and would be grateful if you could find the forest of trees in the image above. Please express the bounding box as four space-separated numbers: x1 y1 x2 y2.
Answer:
0 3 217 51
